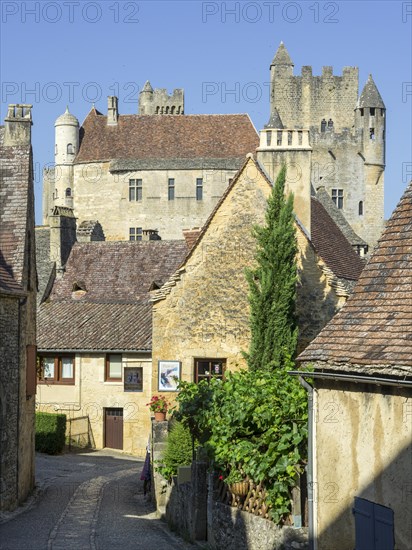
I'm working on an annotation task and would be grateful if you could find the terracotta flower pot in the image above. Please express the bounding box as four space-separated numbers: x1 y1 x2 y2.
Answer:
154 411 166 422
230 481 249 496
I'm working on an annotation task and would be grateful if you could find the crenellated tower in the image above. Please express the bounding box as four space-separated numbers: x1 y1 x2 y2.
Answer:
138 80 184 115
267 42 385 251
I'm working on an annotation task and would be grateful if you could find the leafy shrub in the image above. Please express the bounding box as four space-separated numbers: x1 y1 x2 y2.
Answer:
157 421 195 481
35 412 66 454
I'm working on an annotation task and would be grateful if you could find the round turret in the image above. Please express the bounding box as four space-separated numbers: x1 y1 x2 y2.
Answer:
54 107 79 165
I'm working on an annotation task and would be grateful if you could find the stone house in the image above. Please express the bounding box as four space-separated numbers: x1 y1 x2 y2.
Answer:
37 240 187 456
297 181 412 550
151 154 365 389
0 105 37 511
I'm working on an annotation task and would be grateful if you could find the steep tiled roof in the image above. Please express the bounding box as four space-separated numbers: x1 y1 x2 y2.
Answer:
310 196 365 281
0 127 32 294
38 302 152 351
357 75 385 109
75 111 259 163
315 187 367 248
38 240 187 350
299 181 412 371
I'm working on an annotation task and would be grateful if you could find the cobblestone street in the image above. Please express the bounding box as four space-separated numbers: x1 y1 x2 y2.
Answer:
0 451 195 550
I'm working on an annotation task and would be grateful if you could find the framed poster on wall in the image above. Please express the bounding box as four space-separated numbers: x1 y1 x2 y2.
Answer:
124 366 143 392
158 360 181 391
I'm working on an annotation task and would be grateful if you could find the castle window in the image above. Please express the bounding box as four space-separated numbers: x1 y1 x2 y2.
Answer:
165 107 169 114
360 109 364 117
67 143 74 155
277 131 282 145
382 130 385 140
358 201 364 216
196 178 203 201
381 109 385 117
55 144 58 155
266 131 272 146
288 131 293 146
370 108 375 116
332 188 344 209
129 227 143 241
369 128 375 140
129 179 142 201
321 119 327 132
171 106 175 114
155 106 160 114
168 178 175 201
65 188 71 197
298 131 303 145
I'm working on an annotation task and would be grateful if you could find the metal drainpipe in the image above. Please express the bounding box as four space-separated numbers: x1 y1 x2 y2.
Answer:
299 376 316 550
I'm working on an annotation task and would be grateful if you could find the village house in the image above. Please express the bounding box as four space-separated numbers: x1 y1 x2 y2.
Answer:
0 105 37 511
36 240 187 456
151 154 365 389
297 181 412 550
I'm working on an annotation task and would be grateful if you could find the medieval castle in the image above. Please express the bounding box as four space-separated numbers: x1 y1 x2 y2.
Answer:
42 42 385 256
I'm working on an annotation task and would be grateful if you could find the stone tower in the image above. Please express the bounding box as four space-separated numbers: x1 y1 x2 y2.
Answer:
256 109 312 233
138 81 184 115
43 107 79 224
267 42 385 250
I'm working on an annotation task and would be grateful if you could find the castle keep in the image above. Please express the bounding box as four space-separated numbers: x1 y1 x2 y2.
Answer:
259 42 385 252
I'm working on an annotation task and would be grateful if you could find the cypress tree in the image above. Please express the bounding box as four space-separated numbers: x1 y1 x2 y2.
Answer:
245 165 298 371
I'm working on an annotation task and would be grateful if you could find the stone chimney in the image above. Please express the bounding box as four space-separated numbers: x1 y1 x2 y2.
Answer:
4 104 32 146
107 96 118 126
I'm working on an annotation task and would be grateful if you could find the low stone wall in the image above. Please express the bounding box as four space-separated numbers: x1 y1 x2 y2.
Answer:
208 500 308 550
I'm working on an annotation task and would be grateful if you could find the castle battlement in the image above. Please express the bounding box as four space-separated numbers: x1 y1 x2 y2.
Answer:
257 128 311 150
138 82 184 115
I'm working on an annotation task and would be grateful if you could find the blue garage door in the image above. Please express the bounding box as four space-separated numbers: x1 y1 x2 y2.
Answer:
353 497 394 550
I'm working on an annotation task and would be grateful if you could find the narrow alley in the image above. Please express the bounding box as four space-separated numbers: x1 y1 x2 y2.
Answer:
0 451 194 550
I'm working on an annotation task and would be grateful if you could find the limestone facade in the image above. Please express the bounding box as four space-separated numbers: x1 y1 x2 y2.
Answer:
151 157 363 391
36 353 152 457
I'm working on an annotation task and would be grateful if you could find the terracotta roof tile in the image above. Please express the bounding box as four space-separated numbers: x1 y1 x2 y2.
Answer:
310 196 365 281
299 181 412 370
38 240 187 350
75 111 259 163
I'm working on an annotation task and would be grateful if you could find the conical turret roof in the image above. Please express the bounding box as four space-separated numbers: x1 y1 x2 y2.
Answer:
142 80 153 93
55 106 79 127
264 107 284 129
271 41 294 67
357 75 385 109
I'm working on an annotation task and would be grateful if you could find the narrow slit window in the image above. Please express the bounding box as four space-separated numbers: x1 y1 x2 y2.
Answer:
298 131 303 145
369 128 375 140
277 131 282 145
370 108 375 116
266 131 272 146
168 178 175 201
287 131 293 145
358 201 363 216
196 178 203 201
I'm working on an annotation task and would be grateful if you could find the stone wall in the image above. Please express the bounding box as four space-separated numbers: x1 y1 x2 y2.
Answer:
314 381 412 550
72 163 239 241
152 157 346 388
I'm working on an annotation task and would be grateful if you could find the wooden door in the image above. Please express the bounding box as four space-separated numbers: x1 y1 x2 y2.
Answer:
104 408 123 450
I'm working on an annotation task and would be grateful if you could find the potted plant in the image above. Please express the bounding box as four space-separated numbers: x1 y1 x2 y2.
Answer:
223 468 250 496
146 395 169 421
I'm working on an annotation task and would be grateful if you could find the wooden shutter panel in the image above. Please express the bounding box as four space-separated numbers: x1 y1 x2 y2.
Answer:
26 344 37 396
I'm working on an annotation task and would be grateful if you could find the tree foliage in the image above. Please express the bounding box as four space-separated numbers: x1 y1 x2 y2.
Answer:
245 165 298 371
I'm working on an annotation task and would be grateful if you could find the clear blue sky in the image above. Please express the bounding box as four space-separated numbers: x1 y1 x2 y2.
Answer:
1 0 411 224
